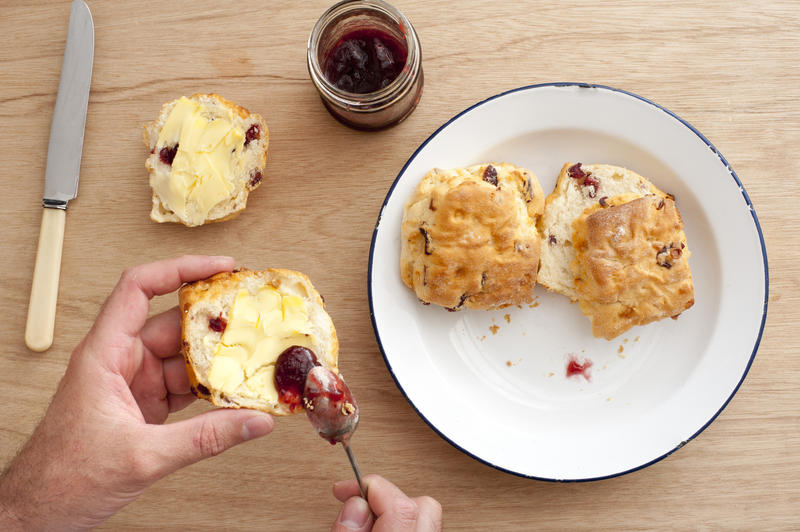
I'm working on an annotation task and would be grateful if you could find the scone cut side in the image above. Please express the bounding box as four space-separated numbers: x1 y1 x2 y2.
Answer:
571 194 695 340
537 163 667 300
401 162 545 310
179 268 338 416
143 93 269 227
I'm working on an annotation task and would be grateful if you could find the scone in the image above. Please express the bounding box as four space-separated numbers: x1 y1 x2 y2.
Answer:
401 163 544 310
538 163 666 300
179 269 338 415
571 194 694 340
143 93 268 227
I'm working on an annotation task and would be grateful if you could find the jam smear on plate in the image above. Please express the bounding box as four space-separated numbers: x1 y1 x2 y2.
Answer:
566 354 593 381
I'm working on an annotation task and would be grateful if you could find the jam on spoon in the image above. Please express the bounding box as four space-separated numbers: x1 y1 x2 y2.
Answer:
273 346 359 442
303 365 359 444
274 346 366 497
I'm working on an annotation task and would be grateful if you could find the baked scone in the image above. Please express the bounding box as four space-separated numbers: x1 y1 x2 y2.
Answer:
401 163 544 310
571 194 694 340
179 269 338 415
143 93 268 227
538 163 666 300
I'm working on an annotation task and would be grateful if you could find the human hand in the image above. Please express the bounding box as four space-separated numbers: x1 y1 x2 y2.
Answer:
331 474 442 532
0 256 274 530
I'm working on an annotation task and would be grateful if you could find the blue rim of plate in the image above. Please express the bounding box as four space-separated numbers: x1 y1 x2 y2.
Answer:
366 82 769 482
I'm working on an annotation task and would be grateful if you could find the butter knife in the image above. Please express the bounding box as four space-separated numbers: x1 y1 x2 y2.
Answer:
25 0 94 352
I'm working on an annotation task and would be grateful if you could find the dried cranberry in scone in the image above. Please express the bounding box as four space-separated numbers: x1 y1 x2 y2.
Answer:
208 314 227 332
244 124 261 147
483 165 498 186
159 145 178 165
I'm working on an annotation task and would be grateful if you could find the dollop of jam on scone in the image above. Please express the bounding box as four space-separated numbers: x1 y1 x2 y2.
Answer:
275 346 320 412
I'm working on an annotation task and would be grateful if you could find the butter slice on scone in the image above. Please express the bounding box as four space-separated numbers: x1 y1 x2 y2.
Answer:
179 269 338 415
143 93 268 227
538 163 666 300
401 163 544 310
571 194 694 340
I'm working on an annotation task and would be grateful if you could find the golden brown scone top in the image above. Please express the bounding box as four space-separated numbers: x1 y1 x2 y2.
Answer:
401 163 544 310
571 194 694 339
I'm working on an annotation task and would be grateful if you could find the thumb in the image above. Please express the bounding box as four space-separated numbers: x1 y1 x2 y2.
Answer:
331 496 373 532
149 409 274 478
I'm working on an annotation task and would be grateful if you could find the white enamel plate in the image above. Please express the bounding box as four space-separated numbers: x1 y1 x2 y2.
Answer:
368 84 767 481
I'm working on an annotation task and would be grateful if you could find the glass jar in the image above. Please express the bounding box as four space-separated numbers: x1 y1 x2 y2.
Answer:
307 0 424 130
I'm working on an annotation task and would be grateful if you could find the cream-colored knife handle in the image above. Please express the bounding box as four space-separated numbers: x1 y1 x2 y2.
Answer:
25 207 66 352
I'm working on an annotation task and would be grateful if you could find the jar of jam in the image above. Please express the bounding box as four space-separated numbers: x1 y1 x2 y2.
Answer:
307 0 423 130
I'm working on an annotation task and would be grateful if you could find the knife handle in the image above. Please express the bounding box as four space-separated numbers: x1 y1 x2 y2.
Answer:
25 207 66 352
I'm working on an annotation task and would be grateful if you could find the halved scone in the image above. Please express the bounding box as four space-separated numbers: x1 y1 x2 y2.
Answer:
143 93 268 227
571 194 694 340
400 162 544 310
179 269 338 415
538 163 667 300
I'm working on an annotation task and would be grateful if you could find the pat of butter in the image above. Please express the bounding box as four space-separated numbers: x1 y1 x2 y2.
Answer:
208 356 245 395
153 97 244 225
245 366 278 403
283 295 311 334
208 286 315 401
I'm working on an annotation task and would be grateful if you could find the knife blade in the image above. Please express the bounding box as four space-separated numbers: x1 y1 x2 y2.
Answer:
25 0 94 352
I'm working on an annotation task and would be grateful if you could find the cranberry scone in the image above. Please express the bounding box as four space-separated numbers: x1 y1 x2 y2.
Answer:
400 163 545 310
143 93 268 227
571 194 695 340
179 269 338 415
537 163 667 300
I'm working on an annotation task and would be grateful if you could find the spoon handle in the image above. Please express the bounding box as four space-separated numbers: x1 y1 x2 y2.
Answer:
342 440 367 499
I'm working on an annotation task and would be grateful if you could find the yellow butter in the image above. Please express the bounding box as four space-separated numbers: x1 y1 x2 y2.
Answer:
153 97 244 225
216 344 249 365
246 334 313 376
244 366 279 403
282 296 310 334
208 356 245 394
210 286 314 401
231 290 260 326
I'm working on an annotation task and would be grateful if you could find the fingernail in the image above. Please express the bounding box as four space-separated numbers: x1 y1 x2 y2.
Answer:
211 255 234 264
337 497 370 529
242 414 273 441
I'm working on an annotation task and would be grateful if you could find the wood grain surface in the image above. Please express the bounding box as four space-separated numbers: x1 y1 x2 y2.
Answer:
1 0 798 529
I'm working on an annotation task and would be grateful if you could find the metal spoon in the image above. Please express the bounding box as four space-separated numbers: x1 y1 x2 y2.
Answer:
304 365 366 498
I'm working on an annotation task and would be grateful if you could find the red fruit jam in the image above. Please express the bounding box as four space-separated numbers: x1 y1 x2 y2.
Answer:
323 28 407 93
304 366 358 445
274 346 320 411
566 354 593 381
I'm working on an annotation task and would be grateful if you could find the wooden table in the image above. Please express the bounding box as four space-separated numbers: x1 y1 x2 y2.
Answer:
2 1 798 529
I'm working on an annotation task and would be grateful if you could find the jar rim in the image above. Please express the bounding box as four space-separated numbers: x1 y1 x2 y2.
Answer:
307 0 422 112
